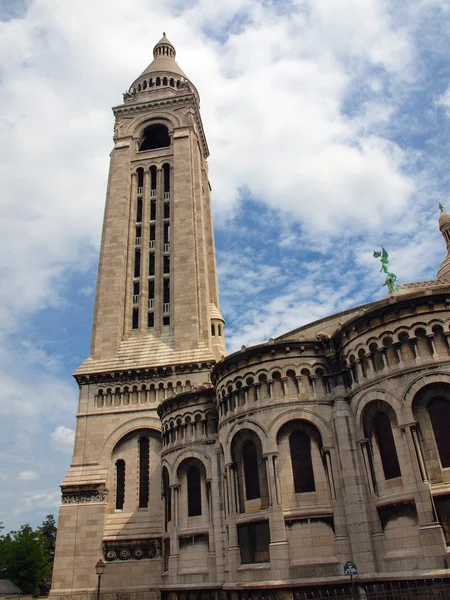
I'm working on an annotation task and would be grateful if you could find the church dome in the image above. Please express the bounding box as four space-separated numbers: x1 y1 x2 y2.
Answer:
124 33 199 103
439 204 450 230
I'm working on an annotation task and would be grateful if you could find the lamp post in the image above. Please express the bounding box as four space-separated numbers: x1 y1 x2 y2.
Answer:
95 559 106 600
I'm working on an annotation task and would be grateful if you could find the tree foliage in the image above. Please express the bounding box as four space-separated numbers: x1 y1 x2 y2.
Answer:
0 514 57 597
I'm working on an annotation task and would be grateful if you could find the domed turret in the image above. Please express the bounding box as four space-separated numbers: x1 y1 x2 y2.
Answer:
124 33 199 103
437 204 450 280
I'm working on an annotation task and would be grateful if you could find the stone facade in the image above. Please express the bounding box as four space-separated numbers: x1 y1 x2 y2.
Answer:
51 35 450 600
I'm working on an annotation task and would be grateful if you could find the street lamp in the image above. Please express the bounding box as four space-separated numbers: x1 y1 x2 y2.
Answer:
95 559 106 600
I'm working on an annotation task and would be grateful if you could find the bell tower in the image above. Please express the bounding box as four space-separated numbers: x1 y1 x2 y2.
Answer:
51 35 225 600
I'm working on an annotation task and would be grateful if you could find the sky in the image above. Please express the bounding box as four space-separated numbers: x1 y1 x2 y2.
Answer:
1 0 450 531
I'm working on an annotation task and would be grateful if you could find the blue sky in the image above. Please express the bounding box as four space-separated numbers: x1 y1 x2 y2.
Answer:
1 0 450 531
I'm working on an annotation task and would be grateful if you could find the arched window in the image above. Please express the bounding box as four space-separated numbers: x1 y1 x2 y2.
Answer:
242 441 260 500
187 465 202 516
137 167 144 190
289 431 315 493
139 124 170 151
139 437 149 507
115 460 125 510
163 77 168 86
162 467 171 530
211 324 215 336
373 412 401 479
428 397 450 468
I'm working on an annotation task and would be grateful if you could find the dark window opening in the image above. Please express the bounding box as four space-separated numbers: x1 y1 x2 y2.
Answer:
139 437 150 508
115 460 125 510
218 324 222 336
156 77 161 86
163 468 171 530
137 168 144 189
187 466 202 516
428 397 450 468
134 249 141 278
435 494 450 546
148 279 155 299
211 324 215 336
136 198 143 223
149 253 155 276
243 441 260 500
164 203 170 219
170 78 174 87
136 225 142 240
139 124 170 151
133 281 140 295
237 521 270 564
163 279 170 303
163 315 170 326
164 256 170 274
163 163 170 193
132 308 139 330
150 165 157 190
289 431 315 493
163 77 168 86
150 200 156 221
149 78 154 87
373 412 401 479
150 224 156 242
148 312 154 328
164 223 170 244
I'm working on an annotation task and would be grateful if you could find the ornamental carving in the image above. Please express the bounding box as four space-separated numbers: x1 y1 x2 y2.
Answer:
103 538 161 561
61 489 108 504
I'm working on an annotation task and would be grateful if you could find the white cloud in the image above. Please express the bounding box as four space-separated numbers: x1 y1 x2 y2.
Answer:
51 426 75 455
17 471 39 482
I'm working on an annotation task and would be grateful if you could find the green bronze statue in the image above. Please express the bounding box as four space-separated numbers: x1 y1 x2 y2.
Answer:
373 247 398 294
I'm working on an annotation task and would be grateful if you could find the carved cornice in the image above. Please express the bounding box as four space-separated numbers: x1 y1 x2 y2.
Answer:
74 361 215 387
112 94 209 158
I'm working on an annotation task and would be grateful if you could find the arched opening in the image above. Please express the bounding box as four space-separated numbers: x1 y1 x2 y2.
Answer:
163 77 168 86
289 431 315 493
138 436 150 508
137 167 144 190
242 440 260 500
211 324 215 336
373 412 401 480
428 397 450 468
170 78 175 87
156 77 161 86
139 124 170 151
115 459 125 510
187 465 202 516
143 80 147 90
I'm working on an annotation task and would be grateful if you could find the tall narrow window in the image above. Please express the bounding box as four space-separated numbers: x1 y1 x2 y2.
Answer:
133 281 140 296
164 223 170 244
148 312 154 328
163 279 170 304
132 308 139 330
428 397 450 468
139 437 150 508
187 466 202 516
289 431 315 493
163 163 170 194
242 441 260 500
148 279 154 300
134 249 141 278
164 202 170 219
115 460 125 510
150 224 156 245
149 253 155 276
164 256 170 274
136 198 143 223
150 200 156 221
163 467 171 530
373 412 401 479
137 168 144 190
150 166 157 191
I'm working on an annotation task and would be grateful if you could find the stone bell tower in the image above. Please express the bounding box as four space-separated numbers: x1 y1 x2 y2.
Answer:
51 34 225 600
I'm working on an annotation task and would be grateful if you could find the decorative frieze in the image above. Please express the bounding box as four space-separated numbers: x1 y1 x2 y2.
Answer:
61 488 108 504
103 538 161 561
